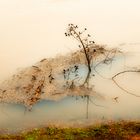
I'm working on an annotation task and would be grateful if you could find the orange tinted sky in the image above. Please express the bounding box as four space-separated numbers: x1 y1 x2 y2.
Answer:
0 0 140 80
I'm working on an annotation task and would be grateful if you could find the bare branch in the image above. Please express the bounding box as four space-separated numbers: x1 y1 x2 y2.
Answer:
112 70 140 97
65 24 95 86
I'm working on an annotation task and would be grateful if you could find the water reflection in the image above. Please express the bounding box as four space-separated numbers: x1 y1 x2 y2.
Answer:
0 45 140 133
0 92 139 133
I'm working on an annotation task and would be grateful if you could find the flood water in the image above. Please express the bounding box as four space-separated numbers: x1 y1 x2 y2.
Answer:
0 0 140 133
0 50 140 133
0 93 140 133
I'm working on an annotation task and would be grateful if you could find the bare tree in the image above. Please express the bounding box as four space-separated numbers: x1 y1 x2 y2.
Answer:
65 24 111 118
65 24 95 86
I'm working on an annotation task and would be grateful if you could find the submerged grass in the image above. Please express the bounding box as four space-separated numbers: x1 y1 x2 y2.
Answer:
0 121 140 140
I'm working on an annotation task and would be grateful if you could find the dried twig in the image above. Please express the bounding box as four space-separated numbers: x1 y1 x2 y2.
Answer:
112 70 140 97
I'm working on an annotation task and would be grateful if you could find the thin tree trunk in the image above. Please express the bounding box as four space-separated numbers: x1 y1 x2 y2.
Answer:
73 30 92 86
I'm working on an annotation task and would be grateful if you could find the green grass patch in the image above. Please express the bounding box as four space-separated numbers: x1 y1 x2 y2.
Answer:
0 121 139 140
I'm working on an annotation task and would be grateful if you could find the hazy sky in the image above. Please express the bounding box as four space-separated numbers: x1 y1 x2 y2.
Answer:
0 0 140 80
